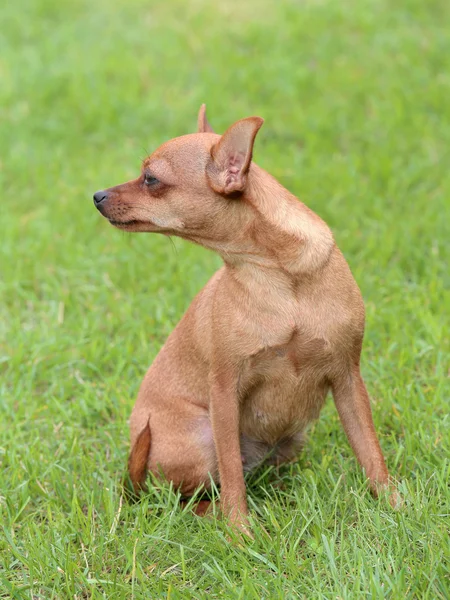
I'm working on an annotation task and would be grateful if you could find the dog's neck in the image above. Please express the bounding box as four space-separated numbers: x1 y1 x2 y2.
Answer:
179 164 334 292
216 165 334 281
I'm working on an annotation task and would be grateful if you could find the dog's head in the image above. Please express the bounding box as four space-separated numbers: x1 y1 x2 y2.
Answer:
93 105 263 248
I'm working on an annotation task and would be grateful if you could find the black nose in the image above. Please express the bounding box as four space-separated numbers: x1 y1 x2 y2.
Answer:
93 190 109 206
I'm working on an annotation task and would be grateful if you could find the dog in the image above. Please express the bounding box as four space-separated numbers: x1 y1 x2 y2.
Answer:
93 105 398 533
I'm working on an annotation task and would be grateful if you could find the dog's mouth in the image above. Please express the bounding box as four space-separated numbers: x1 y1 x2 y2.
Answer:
109 219 142 228
104 213 183 238
108 218 168 233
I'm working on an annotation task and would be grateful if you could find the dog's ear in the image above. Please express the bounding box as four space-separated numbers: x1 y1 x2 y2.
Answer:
197 104 215 133
206 117 264 195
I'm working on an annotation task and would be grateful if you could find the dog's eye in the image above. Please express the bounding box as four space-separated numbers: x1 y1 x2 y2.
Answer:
144 174 159 186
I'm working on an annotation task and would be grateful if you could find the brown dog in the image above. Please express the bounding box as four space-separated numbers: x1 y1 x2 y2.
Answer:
93 105 398 532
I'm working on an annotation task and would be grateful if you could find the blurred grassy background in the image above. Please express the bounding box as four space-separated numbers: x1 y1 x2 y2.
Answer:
1 0 449 597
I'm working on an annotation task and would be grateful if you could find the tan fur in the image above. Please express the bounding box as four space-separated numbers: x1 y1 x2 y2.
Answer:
94 106 398 533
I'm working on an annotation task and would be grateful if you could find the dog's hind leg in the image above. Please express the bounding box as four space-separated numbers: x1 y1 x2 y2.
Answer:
129 398 219 500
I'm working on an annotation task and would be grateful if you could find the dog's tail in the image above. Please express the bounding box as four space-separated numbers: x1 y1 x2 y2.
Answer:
125 420 151 498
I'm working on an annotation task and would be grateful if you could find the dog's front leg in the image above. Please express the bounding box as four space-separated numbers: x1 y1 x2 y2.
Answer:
332 365 400 507
209 369 249 533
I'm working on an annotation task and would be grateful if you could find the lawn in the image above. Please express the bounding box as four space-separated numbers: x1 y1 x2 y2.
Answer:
1 0 449 597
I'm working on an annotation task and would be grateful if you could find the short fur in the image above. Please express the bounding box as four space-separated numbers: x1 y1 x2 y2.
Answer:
94 106 399 533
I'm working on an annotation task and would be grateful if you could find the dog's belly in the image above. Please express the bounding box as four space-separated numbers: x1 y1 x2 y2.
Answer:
240 376 329 443
238 339 331 446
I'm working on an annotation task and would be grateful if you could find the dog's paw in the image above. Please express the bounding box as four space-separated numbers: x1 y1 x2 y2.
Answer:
375 480 404 510
388 488 404 510
181 498 215 517
226 511 254 542
226 518 254 545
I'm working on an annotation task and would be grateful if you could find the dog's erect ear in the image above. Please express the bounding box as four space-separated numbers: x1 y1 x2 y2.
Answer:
206 117 264 195
197 104 215 133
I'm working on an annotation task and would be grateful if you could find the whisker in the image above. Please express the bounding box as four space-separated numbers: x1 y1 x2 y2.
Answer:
167 236 178 257
139 146 150 162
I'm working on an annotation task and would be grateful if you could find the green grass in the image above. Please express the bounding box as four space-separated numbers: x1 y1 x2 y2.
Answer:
1 0 449 597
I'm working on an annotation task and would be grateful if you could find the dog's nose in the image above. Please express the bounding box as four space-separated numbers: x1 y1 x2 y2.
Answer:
93 190 109 207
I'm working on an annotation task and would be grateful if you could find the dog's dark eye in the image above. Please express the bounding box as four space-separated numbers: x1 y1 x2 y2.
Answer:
144 173 159 186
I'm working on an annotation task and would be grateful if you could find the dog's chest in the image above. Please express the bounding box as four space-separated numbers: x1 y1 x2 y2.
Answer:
231 287 335 383
237 328 332 443
241 326 332 383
